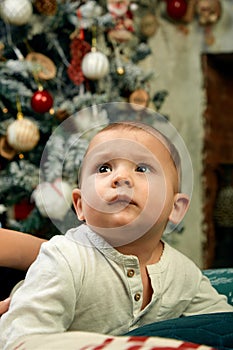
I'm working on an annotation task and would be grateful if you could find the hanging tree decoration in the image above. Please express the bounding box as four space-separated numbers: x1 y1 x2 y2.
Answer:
0 0 33 26
111 40 125 75
31 81 54 114
30 68 54 113
34 0 58 16
0 102 16 161
6 97 40 153
140 13 159 38
32 178 73 220
81 25 110 81
26 52 57 81
0 135 17 161
24 50 55 114
196 0 221 26
195 0 222 46
81 49 110 80
129 88 150 111
67 10 91 86
106 0 134 43
165 0 188 21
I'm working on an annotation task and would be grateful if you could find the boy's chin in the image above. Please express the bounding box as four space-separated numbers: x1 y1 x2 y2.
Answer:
88 217 157 248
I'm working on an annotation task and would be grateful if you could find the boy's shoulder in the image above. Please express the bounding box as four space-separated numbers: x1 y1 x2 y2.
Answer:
46 224 92 247
162 241 201 273
42 224 105 256
156 242 204 292
35 225 96 280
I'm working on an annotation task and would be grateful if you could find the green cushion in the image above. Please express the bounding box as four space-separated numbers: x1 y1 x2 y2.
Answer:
126 312 233 349
203 268 233 305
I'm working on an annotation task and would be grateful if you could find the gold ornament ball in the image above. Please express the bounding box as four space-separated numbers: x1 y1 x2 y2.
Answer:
117 66 125 75
7 118 40 152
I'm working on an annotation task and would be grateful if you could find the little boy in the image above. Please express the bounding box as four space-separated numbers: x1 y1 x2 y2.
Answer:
0 121 232 350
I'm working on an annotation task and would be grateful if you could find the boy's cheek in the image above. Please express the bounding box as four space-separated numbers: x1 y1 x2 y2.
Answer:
81 178 105 211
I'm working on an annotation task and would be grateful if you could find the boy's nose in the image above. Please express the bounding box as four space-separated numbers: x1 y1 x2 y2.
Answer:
112 175 132 188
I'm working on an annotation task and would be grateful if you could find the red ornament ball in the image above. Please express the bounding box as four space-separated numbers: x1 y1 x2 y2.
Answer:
166 0 187 20
31 89 53 113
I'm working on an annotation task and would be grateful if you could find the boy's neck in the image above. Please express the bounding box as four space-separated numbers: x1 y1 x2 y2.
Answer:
116 235 164 266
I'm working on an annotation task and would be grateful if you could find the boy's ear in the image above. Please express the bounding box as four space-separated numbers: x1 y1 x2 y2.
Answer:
72 188 85 221
169 193 190 224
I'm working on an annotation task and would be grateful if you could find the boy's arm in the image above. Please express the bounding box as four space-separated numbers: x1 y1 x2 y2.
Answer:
0 237 77 349
184 273 233 315
0 229 46 270
0 298 10 316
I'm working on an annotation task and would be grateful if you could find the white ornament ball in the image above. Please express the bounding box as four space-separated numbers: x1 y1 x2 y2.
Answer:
0 0 33 26
32 179 73 220
81 51 110 80
7 118 40 152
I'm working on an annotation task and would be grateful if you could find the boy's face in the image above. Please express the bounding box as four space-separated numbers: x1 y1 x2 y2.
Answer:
73 127 188 246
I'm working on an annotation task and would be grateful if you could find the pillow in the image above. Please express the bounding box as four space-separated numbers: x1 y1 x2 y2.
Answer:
10 331 216 350
126 312 233 350
203 268 233 306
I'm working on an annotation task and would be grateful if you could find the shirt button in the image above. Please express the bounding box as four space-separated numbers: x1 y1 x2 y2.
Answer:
134 293 141 302
127 269 135 278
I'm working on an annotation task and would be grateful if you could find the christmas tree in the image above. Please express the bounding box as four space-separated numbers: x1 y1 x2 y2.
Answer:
0 0 208 239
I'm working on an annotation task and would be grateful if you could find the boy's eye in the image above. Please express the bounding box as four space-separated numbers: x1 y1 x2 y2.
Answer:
98 164 112 173
136 164 151 173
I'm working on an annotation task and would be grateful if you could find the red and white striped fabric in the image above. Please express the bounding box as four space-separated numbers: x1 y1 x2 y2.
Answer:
12 332 216 350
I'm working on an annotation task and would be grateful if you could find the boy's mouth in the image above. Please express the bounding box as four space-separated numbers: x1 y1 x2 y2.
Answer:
108 195 136 206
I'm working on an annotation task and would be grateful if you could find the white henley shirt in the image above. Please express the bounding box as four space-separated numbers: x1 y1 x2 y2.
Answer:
0 224 232 350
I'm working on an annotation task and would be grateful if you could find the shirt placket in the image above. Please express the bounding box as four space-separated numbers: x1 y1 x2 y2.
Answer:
124 259 143 318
